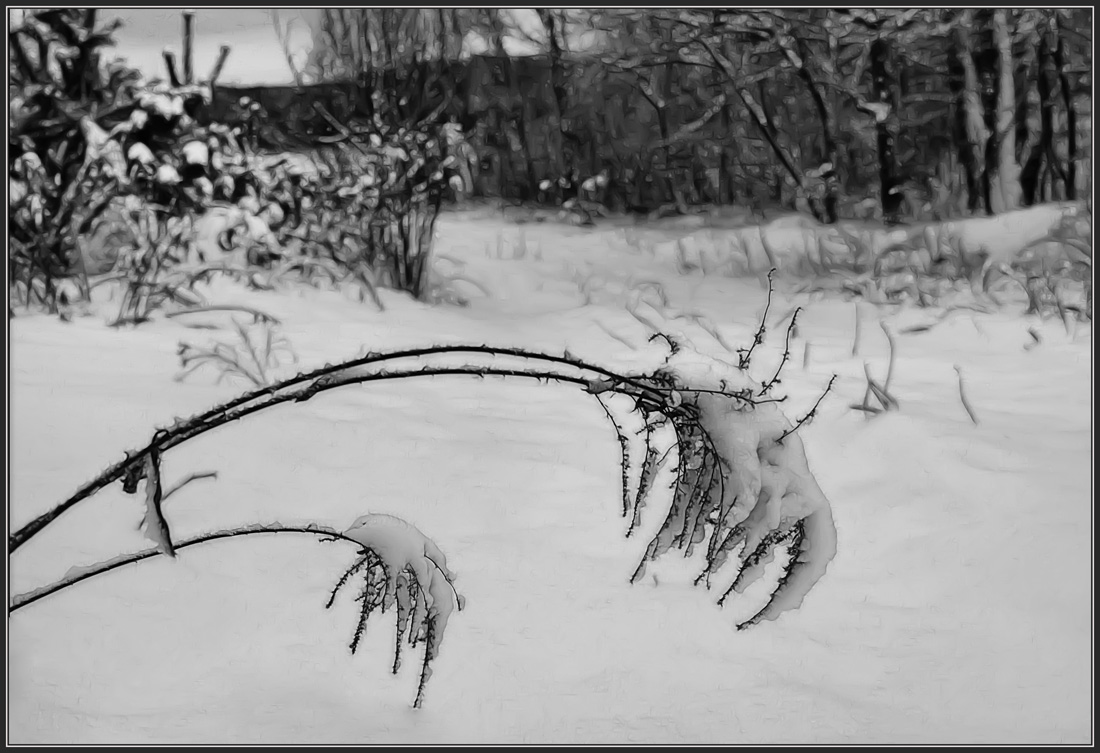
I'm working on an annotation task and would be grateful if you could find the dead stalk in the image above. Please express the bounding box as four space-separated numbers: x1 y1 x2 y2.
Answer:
880 321 897 393
851 303 862 357
953 365 980 425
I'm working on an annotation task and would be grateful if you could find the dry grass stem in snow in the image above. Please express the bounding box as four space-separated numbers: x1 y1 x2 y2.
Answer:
176 319 298 387
953 365 981 425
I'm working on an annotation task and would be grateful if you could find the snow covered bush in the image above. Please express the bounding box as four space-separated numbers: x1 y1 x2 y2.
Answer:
8 10 140 311
535 169 613 226
10 9 468 318
106 203 201 324
9 10 244 319
9 11 312 320
285 126 463 301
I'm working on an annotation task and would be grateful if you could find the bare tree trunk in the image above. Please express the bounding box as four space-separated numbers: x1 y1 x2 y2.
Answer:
659 57 686 210
952 13 991 214
1051 11 1078 200
1021 31 1059 204
719 101 734 204
536 9 569 189
947 68 980 212
633 72 671 209
870 38 903 224
1013 14 1041 172
988 9 1022 212
692 35 825 222
503 58 537 201
784 33 840 223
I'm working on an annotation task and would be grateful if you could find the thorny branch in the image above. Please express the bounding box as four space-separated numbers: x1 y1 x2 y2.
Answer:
11 344 753 552
11 326 835 634
10 523 359 612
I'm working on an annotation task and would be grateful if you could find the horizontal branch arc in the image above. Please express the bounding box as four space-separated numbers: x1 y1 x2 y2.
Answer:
10 524 362 614
8 362 650 553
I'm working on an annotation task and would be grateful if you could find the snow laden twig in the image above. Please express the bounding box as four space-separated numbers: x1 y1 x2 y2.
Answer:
12 338 839 631
628 343 839 629
9 518 463 709
627 415 670 537
327 514 465 709
138 448 173 556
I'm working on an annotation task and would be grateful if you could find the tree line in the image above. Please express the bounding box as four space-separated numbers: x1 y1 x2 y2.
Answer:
247 9 1092 223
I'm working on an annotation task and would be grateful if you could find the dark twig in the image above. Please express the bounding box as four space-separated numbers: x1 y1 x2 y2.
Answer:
735 521 806 630
759 307 801 396
647 332 681 369
627 426 660 537
879 320 897 393
413 620 434 709
161 471 218 502
953 365 980 425
326 553 371 609
717 527 789 605
1024 327 1042 351
594 395 633 518
739 268 775 369
862 362 898 411
851 302 862 357
776 375 837 444
10 524 361 613
165 306 281 325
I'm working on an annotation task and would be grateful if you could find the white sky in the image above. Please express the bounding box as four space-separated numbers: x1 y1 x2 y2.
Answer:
101 9 317 85
94 8 556 86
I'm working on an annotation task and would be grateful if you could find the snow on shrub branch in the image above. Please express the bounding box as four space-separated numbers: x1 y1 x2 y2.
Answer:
655 348 838 628
9 520 464 709
11 324 839 632
329 514 465 709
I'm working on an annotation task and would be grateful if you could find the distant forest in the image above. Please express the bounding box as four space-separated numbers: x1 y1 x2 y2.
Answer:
210 9 1092 223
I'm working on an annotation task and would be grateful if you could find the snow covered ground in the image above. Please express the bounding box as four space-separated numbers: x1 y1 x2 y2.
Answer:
7 208 1093 744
